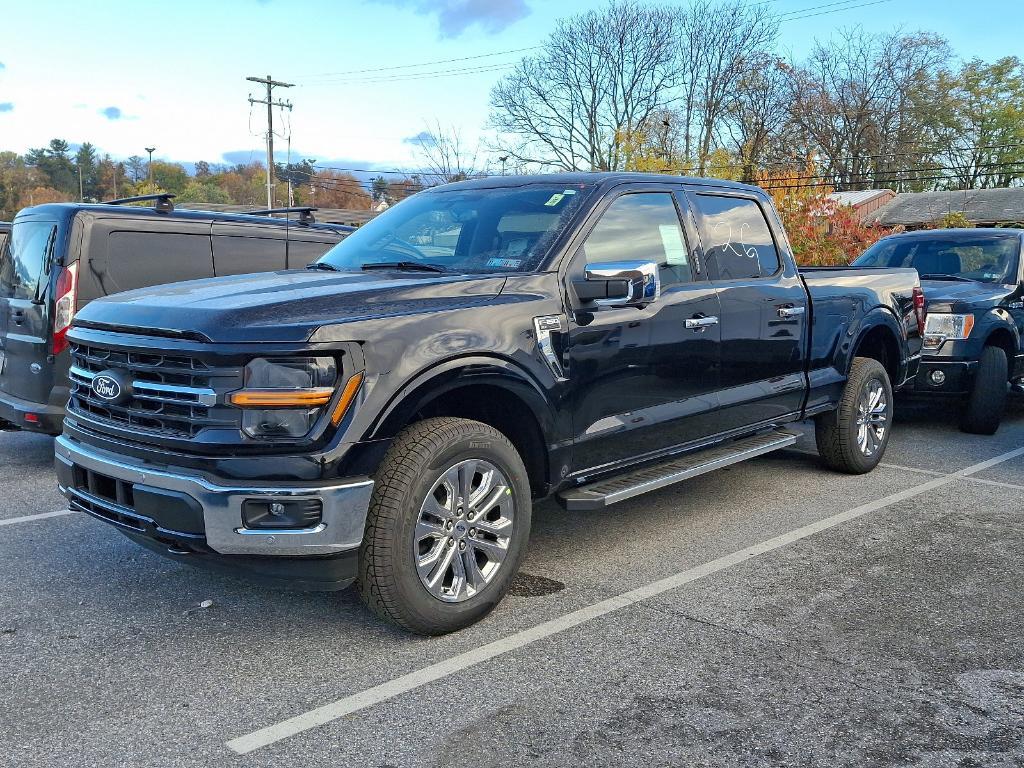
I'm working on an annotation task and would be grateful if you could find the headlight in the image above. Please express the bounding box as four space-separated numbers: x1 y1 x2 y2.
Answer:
230 357 337 439
923 313 975 346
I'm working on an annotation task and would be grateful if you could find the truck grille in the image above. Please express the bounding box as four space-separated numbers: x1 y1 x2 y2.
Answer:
68 342 243 439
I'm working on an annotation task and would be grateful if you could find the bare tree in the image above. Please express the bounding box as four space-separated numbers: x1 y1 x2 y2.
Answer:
489 0 677 171
788 28 950 190
719 54 794 181
673 0 779 174
411 121 481 183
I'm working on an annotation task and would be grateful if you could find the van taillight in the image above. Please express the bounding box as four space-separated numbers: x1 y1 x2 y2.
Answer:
913 285 926 336
52 262 78 355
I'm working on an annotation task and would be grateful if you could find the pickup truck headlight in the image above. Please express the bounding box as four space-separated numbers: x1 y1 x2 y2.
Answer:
230 357 337 439
923 313 975 347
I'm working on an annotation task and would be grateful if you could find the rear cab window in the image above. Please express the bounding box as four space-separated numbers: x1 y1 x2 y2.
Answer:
0 218 58 299
688 194 780 280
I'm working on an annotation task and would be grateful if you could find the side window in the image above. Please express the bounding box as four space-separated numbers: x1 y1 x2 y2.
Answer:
104 231 213 294
582 193 692 286
212 235 287 276
689 194 780 280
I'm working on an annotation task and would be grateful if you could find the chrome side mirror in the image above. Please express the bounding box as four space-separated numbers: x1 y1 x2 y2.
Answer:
573 261 660 308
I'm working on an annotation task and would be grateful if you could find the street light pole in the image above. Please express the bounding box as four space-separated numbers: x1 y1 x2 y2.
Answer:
499 155 509 176
144 147 156 185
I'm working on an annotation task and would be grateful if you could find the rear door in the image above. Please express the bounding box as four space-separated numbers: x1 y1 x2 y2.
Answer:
687 190 808 432
212 222 288 276
0 215 60 402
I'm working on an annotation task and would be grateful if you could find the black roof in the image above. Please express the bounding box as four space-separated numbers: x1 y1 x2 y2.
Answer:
877 227 1024 241
436 172 761 194
13 202 354 233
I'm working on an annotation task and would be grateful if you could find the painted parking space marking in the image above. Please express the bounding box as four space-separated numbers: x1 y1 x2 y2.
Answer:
0 509 75 527
225 444 1024 755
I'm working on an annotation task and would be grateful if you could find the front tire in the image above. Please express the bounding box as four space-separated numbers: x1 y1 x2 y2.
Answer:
357 417 532 635
815 357 893 474
960 345 1008 435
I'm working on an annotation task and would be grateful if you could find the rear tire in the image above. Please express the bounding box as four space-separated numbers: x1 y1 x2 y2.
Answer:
960 345 1008 435
815 357 893 474
357 417 531 635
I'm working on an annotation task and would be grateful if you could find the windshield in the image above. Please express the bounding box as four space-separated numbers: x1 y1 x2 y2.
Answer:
0 219 58 300
317 183 593 274
853 233 1021 284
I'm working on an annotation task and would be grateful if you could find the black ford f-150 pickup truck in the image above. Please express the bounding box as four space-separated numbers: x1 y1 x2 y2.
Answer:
56 173 924 634
852 228 1024 434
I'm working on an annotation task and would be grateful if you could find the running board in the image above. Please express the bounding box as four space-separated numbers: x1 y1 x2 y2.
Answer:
558 430 799 511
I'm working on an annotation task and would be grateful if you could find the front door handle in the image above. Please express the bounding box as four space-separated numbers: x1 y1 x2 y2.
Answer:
685 315 719 329
777 306 806 318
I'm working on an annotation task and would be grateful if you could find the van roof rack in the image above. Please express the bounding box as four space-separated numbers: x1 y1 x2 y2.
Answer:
248 206 317 225
103 193 177 213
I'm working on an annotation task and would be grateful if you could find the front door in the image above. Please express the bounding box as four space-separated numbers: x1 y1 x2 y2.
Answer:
566 189 722 475
686 191 807 432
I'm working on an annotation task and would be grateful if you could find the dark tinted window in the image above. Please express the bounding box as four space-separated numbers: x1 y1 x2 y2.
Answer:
853 234 1021 284
690 194 779 280
582 193 692 285
212 235 286 276
0 219 56 299
104 231 213 293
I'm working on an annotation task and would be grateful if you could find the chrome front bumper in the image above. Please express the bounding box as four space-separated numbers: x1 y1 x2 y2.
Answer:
55 436 374 556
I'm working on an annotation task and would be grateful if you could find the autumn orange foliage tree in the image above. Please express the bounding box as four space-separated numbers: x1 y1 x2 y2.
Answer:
756 162 891 266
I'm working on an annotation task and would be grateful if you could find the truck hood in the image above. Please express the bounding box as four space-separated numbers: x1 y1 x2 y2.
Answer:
920 279 1016 314
73 269 508 343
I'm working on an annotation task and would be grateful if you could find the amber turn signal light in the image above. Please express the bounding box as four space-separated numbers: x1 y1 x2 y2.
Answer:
331 371 364 425
229 388 335 408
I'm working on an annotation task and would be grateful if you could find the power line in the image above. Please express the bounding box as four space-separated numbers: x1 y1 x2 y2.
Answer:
778 0 895 22
298 46 540 79
301 62 516 86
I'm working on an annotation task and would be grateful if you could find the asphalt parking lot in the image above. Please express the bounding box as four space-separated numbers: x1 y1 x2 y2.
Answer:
2 399 1023 767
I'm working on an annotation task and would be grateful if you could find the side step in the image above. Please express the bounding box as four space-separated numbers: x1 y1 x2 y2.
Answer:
558 429 798 511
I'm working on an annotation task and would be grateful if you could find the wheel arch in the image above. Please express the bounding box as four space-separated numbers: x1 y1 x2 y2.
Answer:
368 356 557 497
850 310 904 385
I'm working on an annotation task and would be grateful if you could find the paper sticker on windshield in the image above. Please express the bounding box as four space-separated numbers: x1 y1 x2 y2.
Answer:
487 257 523 269
544 193 565 207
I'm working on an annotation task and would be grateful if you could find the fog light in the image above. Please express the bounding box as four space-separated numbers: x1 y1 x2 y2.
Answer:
242 498 322 530
929 370 946 386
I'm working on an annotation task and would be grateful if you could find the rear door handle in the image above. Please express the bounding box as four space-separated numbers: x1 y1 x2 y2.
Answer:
685 315 719 329
777 306 806 318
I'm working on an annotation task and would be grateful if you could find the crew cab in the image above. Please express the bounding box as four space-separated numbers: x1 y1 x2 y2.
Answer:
852 228 1024 434
56 173 923 634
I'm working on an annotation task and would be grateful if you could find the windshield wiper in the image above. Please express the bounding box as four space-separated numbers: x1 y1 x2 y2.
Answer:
306 262 340 272
919 273 975 282
360 261 448 274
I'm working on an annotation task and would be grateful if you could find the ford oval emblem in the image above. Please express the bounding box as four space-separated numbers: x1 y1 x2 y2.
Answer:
92 375 122 401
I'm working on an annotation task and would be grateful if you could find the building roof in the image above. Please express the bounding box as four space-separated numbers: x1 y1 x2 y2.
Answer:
829 190 894 207
869 188 1024 227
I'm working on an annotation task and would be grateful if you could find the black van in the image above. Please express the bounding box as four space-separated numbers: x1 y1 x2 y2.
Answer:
0 195 352 434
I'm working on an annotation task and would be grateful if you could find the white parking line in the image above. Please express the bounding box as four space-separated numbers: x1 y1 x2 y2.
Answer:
225 444 1024 755
0 509 75 527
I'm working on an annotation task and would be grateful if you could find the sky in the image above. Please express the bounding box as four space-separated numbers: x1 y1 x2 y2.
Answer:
0 0 1020 178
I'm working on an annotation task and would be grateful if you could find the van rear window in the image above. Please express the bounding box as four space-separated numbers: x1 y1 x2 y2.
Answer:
103 231 213 294
0 220 57 300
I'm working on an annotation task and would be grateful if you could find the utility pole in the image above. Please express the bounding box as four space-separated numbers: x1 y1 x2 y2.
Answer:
247 74 293 209
78 165 84 201
144 147 156 184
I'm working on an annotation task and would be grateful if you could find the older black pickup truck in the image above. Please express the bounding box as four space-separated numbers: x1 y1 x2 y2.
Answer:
56 173 923 634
